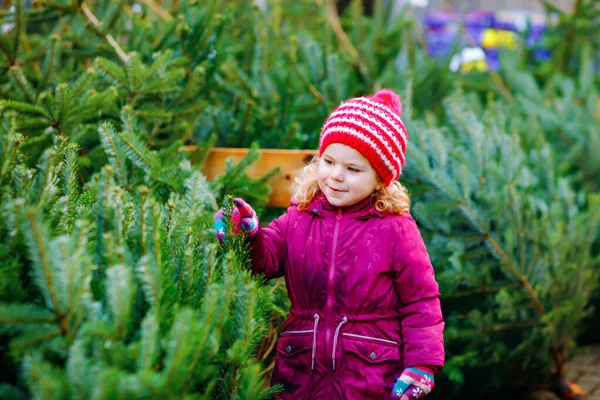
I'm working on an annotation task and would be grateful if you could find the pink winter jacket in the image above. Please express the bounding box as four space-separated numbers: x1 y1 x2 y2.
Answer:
249 192 445 400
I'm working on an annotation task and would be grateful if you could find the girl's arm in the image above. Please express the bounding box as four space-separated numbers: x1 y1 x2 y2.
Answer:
393 214 445 369
214 199 290 280
247 209 290 280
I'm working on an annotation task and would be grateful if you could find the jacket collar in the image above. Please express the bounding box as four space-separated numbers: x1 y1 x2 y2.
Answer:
306 192 388 219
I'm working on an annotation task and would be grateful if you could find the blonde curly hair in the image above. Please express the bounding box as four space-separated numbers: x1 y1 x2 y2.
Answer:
292 157 411 215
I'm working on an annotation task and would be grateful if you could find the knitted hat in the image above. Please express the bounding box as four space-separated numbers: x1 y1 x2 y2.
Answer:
318 89 408 187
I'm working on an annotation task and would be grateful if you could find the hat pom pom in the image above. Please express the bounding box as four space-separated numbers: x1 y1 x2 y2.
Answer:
373 89 402 117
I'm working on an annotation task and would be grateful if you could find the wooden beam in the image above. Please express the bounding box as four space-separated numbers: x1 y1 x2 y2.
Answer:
188 147 318 208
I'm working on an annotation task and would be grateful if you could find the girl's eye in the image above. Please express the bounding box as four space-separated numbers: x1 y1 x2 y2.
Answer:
324 159 333 165
348 167 359 172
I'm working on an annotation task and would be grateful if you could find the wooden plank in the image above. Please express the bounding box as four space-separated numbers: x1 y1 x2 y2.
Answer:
187 147 318 208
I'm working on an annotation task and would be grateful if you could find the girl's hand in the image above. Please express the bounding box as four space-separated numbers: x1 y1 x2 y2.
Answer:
214 198 260 243
391 367 435 400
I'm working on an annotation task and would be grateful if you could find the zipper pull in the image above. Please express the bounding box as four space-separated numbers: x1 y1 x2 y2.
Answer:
336 208 343 221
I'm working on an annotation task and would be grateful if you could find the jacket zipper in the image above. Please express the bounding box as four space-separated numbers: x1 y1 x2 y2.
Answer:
325 208 343 370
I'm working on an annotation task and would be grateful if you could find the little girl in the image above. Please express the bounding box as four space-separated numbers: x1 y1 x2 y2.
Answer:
215 89 445 400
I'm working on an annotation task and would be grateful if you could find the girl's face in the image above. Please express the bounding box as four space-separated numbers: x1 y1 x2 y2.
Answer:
318 143 380 208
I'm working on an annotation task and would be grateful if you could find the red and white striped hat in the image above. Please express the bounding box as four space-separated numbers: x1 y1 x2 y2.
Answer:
318 89 408 187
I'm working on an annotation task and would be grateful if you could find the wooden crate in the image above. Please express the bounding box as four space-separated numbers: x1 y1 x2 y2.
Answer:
189 147 318 208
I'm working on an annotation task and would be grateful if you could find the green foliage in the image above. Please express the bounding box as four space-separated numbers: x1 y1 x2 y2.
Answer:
499 51 600 192
209 143 279 208
403 90 600 397
0 113 279 398
539 0 600 79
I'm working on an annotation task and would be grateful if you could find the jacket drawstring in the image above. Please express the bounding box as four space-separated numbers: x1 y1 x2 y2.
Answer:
332 316 348 370
311 313 320 370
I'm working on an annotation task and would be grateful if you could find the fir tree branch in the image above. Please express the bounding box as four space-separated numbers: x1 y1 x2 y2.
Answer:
23 353 68 399
134 108 173 121
509 185 526 273
121 105 136 137
14 118 50 132
98 123 129 189
282 52 324 104
248 15 325 105
0 122 22 179
40 92 57 121
238 100 253 146
140 0 173 22
443 282 521 299
12 328 63 349
106 264 134 339
164 309 192 387
33 1 78 12
451 272 483 287
71 68 96 99
66 341 90 400
171 103 206 117
561 0 584 73
183 317 207 392
228 365 240 400
69 306 86 340
37 34 59 99
58 143 81 225
187 134 216 166
137 254 161 307
54 84 67 123
183 234 195 305
9 66 36 103
0 384 28 400
95 57 128 89
194 13 223 59
80 2 128 63
140 187 148 253
490 73 515 103
136 69 185 94
29 148 55 205
13 0 22 61
243 285 257 344
280 122 299 148
0 34 14 65
458 201 547 319
164 198 176 241
125 52 139 93
314 0 371 84
446 320 545 341
0 100 50 118
119 132 153 173
414 105 549 321
0 304 56 325
26 209 64 319
83 325 115 340
483 233 546 316
139 312 159 370
140 50 172 84
150 202 162 273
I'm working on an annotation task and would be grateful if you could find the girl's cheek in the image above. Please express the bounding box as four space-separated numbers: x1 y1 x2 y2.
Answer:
318 166 330 177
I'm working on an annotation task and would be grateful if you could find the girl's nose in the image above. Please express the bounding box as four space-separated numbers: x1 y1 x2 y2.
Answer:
330 166 344 181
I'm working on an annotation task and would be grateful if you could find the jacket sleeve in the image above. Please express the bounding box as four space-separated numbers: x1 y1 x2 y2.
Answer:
394 214 445 369
248 208 291 280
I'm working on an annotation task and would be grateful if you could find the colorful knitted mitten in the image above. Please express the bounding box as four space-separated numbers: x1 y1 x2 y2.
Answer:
391 367 435 399
214 198 259 243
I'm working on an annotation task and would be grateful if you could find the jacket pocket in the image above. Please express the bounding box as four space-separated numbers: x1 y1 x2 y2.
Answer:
271 333 314 399
341 334 400 400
